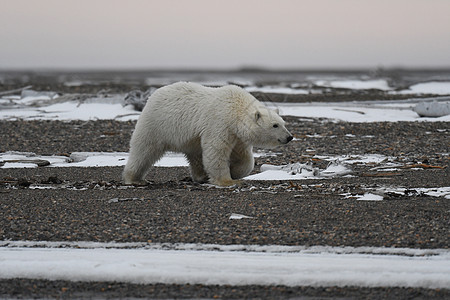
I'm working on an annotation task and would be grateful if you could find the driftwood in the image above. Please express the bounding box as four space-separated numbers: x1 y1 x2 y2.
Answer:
0 85 32 96
400 163 446 169
124 88 156 111
0 159 50 167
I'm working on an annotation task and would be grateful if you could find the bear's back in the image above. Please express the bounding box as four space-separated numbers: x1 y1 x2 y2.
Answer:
143 82 259 125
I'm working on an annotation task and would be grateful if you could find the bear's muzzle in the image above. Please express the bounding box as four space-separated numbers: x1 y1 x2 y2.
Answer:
279 135 293 144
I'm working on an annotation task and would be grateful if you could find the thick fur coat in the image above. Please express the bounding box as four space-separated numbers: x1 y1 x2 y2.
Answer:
123 82 292 186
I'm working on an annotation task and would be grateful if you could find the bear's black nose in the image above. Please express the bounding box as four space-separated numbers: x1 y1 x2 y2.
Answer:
287 136 293 142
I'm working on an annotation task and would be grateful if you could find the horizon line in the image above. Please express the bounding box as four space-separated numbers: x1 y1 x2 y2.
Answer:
2 65 450 73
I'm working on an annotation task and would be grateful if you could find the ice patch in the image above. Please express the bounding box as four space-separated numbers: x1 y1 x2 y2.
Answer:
245 162 351 181
318 154 390 165
0 152 189 168
0 101 140 121
272 100 450 122
2 240 448 255
0 242 448 288
356 193 384 201
379 186 450 200
245 154 409 181
62 152 129 167
229 213 254 220
0 89 60 108
395 81 450 95
2 92 450 122
2 162 38 168
245 86 310 94
0 152 68 168
343 186 450 201
314 79 392 91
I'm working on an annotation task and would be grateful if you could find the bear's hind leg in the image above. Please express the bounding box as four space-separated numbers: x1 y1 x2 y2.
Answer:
185 152 208 183
123 144 165 184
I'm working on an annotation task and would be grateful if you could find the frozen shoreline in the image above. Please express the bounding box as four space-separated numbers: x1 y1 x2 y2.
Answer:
1 241 449 288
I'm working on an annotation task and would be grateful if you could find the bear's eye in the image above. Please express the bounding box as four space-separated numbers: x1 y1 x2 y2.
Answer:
273 124 279 128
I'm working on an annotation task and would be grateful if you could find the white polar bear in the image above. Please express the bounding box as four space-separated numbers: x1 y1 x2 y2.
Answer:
123 82 293 186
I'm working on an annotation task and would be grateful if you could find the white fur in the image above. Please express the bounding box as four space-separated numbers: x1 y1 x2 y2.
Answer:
123 82 292 186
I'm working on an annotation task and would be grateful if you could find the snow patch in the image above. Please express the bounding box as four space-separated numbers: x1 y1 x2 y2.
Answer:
316 154 391 165
229 213 254 220
343 193 384 201
0 101 140 121
245 86 310 94
245 162 351 181
1 240 448 256
0 152 189 168
0 242 448 288
395 81 450 95
342 186 450 201
271 98 450 122
275 102 450 122
378 186 450 200
246 154 397 181
2 92 450 122
314 79 392 91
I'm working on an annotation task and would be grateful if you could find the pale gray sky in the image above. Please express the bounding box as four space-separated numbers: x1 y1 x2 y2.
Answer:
1 0 449 69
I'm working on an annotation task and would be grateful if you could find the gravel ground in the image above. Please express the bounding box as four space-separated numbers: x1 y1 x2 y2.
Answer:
1 279 449 300
0 82 449 299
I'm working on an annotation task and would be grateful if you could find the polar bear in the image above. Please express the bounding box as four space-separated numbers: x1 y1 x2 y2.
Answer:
123 82 293 186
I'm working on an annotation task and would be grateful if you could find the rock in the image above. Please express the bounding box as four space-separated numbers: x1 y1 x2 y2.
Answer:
413 101 450 117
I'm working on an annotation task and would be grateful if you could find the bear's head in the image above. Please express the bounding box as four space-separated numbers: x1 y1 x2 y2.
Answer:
251 106 293 148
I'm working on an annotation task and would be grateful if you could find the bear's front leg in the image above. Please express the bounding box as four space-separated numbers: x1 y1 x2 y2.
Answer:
230 144 254 179
201 137 238 187
185 152 209 183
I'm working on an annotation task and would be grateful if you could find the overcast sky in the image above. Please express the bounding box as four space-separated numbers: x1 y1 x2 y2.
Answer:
1 0 450 70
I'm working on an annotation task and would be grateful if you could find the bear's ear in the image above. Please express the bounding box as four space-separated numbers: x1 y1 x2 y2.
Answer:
274 108 280 114
255 111 261 122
